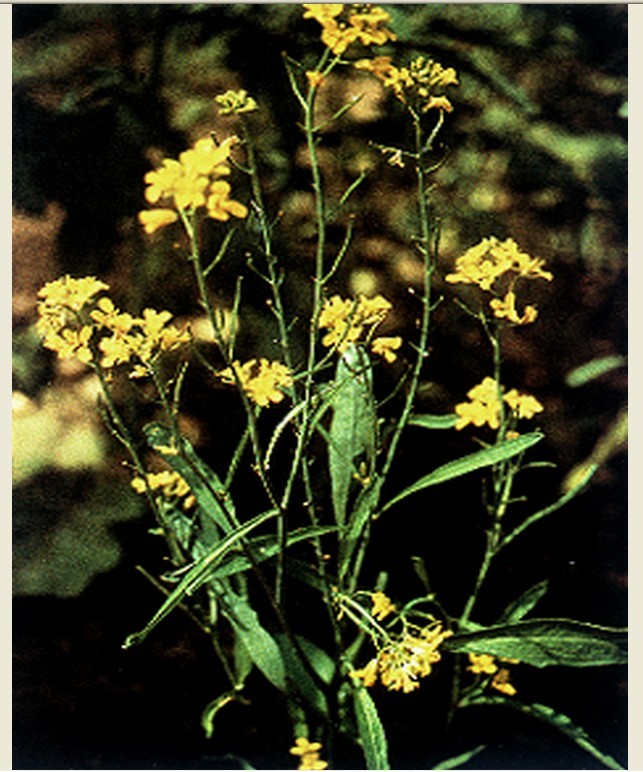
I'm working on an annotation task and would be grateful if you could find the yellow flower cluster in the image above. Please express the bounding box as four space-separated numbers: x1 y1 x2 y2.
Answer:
467 653 518 697
350 622 452 693
36 275 189 377
215 89 258 116
318 294 401 358
356 54 459 113
138 135 247 234
454 377 543 431
446 237 553 324
303 3 396 55
289 738 328 771
219 358 293 407
371 590 397 621
131 470 196 510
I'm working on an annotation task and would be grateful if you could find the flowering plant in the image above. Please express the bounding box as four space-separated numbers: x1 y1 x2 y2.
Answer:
35 5 625 769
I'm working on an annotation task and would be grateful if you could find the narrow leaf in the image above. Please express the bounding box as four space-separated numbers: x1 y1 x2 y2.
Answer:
328 345 376 526
339 477 383 582
497 580 549 624
353 687 390 770
145 422 234 533
383 433 543 512
408 413 458 430
275 634 329 716
432 744 486 770
122 509 277 648
444 618 627 668
566 355 626 388
463 696 624 769
224 593 286 691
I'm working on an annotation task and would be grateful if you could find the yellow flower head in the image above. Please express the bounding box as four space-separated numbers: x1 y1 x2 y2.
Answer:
489 290 538 325
454 377 544 431
356 54 458 113
318 294 393 353
446 237 553 293
131 470 196 509
303 3 395 55
371 591 396 621
491 667 517 696
140 136 246 232
371 335 402 363
215 89 258 115
351 622 452 693
37 275 108 314
467 653 498 675
289 738 328 771
220 358 293 407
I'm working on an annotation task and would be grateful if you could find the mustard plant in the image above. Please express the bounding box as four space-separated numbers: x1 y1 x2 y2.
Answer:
36 5 625 769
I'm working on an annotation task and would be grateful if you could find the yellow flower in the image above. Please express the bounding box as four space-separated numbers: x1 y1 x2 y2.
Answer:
489 290 538 325
351 623 452 693
220 359 293 407
357 54 458 113
90 297 135 334
371 591 396 620
215 89 258 115
140 136 244 226
455 376 502 431
303 3 395 55
455 378 544 430
503 389 544 420
350 657 379 687
446 236 553 292
207 180 249 221
467 653 498 675
131 470 196 509
138 208 179 234
42 326 94 364
491 667 517 696
318 294 393 353
37 275 108 313
371 336 402 363
289 738 328 771
306 70 326 89
99 333 135 368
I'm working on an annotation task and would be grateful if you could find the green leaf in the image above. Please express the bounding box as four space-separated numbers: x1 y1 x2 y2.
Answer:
206 524 338 581
201 690 238 739
497 580 549 624
122 508 277 649
432 744 486 770
382 433 543 513
463 696 624 770
566 355 626 388
444 618 627 668
339 477 383 582
408 413 459 430
328 345 377 526
275 634 329 716
145 422 234 534
353 686 390 770
223 593 286 691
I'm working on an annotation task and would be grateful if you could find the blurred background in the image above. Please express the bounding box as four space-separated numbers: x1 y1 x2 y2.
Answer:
13 4 626 769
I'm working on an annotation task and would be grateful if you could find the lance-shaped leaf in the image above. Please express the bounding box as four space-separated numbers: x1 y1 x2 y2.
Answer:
381 432 543 513
223 592 286 692
122 508 277 649
339 477 383 583
497 580 549 624
145 422 234 534
204 524 337 581
353 686 390 770
462 695 624 770
432 745 486 770
328 345 377 526
444 618 627 668
275 634 330 717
